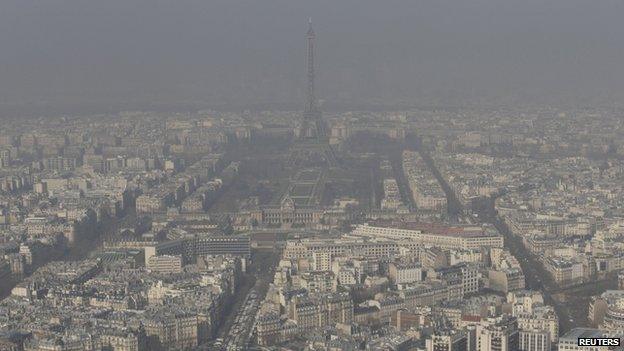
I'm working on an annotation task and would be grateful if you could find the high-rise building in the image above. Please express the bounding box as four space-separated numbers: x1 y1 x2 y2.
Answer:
519 329 551 351
143 311 198 350
426 330 468 351
288 291 353 329
476 315 520 351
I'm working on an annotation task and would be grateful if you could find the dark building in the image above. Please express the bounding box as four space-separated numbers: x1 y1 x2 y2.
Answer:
186 235 251 259
476 315 519 351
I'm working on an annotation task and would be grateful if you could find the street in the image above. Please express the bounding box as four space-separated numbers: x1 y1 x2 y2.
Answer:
423 151 609 335
209 249 280 350
481 199 616 334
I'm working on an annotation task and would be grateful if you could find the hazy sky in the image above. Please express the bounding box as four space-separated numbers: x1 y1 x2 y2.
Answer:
1 0 624 110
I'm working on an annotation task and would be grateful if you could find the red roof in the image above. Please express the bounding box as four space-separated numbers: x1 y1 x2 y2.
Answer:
462 315 482 322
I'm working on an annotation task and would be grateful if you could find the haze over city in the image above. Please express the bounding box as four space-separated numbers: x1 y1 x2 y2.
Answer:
1 0 624 113
1 1 624 351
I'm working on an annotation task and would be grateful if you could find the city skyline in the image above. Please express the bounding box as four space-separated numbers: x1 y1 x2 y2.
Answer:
1 0 624 113
1 2 624 351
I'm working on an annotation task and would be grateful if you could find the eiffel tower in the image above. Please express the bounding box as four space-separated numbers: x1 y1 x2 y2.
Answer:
291 19 337 168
